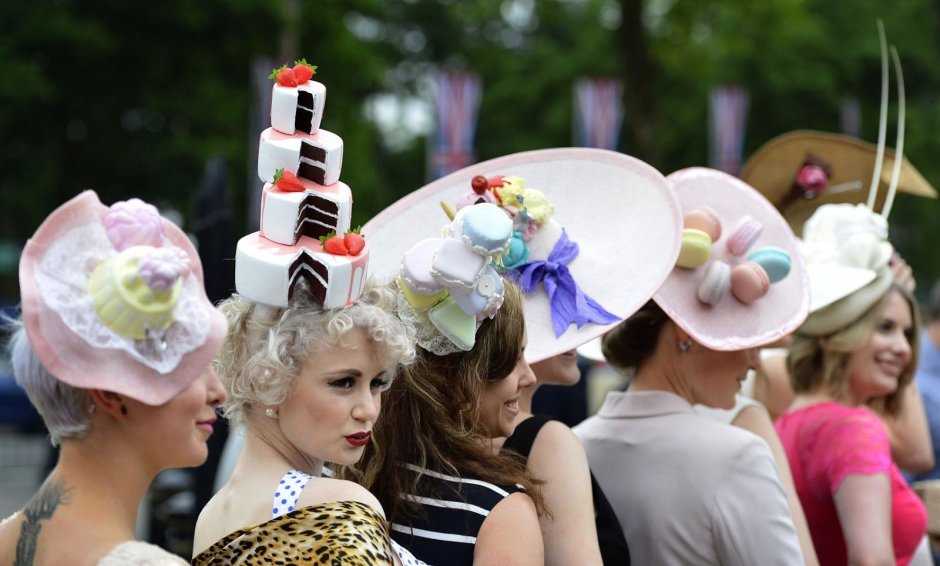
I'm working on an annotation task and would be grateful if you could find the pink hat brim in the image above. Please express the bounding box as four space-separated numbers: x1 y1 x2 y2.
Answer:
654 168 810 351
19 191 227 406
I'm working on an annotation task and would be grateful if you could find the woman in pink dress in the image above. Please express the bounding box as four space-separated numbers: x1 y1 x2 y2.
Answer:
776 204 928 565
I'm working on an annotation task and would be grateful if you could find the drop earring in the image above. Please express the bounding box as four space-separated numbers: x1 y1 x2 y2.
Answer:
679 339 692 353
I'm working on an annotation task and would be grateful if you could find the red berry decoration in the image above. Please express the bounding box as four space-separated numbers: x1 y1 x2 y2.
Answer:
471 175 489 195
269 65 298 87
488 175 505 188
320 234 349 255
273 169 304 192
292 58 317 84
344 233 365 256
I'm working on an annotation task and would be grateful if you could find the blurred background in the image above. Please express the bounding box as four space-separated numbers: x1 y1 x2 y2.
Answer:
2 0 940 557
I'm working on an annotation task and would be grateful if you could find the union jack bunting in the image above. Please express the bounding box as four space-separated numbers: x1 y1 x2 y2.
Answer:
573 78 624 150
709 84 750 175
429 72 482 180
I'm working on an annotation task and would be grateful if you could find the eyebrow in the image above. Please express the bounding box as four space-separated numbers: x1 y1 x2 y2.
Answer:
323 369 363 378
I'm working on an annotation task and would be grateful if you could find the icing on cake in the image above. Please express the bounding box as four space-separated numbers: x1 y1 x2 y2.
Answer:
260 180 352 245
271 80 326 136
258 127 344 186
236 60 368 308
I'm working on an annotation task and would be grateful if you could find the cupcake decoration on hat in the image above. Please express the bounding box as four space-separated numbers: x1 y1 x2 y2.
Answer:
18 191 227 405
654 168 810 351
364 147 682 363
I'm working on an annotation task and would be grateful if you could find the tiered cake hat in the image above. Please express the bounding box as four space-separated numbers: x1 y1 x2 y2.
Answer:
235 60 368 308
363 148 682 362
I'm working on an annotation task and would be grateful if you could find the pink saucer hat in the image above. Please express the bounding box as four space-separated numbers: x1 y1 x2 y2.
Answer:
654 168 810 351
18 191 227 405
363 148 682 363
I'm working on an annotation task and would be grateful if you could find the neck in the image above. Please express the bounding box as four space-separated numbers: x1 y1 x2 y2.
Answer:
239 421 324 478
50 435 156 535
630 362 695 405
791 382 856 411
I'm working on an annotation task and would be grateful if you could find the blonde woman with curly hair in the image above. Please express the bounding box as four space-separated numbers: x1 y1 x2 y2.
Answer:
192 282 422 565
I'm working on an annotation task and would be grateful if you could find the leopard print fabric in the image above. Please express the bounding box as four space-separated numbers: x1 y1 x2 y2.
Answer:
193 500 395 565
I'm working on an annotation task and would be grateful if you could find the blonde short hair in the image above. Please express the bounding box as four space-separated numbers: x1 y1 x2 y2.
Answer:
216 280 416 427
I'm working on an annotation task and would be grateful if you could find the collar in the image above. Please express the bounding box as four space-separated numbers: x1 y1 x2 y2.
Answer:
597 390 696 419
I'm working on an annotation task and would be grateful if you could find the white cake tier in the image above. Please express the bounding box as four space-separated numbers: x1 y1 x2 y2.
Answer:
258 127 343 187
260 180 353 246
235 232 369 308
271 80 326 136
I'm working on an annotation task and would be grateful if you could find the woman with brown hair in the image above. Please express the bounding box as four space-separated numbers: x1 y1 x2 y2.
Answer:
356 196 545 565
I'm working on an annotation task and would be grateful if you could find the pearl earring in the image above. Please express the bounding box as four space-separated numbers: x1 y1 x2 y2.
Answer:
265 407 278 419
679 339 692 352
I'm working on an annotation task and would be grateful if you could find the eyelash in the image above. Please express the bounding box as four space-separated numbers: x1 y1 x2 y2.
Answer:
328 377 391 391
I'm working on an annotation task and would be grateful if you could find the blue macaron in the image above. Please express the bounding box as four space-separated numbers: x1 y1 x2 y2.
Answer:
746 246 791 283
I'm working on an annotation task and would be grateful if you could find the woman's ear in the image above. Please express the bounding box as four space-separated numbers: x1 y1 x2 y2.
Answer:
89 389 128 419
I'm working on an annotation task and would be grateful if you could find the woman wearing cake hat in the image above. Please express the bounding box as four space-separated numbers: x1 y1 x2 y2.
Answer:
575 168 810 565
774 200 928 565
0 191 228 565
360 148 682 565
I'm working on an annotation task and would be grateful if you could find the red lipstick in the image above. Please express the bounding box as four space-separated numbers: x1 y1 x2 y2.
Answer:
345 431 371 447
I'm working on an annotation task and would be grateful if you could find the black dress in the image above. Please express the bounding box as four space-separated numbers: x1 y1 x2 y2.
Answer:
502 414 631 565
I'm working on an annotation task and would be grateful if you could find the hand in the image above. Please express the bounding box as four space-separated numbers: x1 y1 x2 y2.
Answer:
889 252 916 294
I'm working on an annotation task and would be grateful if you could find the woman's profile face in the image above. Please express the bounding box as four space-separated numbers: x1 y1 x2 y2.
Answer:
128 367 227 470
845 290 913 403
276 328 390 466
689 343 758 410
530 350 580 386
479 333 536 438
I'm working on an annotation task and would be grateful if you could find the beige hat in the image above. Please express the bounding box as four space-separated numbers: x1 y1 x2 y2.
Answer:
739 130 936 235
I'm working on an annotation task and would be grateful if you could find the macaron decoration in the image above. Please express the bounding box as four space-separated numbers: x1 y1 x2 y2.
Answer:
673 206 792 306
397 202 512 352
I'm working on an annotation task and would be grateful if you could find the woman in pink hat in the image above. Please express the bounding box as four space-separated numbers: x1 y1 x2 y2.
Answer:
0 192 228 565
575 168 810 565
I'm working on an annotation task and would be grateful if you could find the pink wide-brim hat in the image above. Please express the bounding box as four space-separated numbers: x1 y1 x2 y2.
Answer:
19 191 227 405
654 168 810 351
363 148 682 364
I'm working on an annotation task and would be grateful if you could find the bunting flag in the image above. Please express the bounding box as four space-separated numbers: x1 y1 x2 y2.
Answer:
709 84 750 175
841 96 862 137
429 72 482 180
573 78 624 150
247 56 275 231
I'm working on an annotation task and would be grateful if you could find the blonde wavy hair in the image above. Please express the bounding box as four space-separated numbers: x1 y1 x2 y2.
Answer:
216 280 416 427
788 284 920 417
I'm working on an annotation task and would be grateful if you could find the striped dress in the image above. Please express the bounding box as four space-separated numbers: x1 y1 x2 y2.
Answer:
390 463 525 565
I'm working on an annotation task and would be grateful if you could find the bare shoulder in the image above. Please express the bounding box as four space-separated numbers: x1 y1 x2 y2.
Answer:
476 492 543 565
298 477 385 517
530 420 586 460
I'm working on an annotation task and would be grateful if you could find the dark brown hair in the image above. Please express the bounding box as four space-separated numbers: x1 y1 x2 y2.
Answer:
350 281 545 524
602 300 670 371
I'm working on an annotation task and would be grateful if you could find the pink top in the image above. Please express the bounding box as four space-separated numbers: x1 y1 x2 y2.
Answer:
776 402 927 565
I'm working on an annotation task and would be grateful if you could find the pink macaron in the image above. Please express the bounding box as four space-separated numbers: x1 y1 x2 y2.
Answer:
696 261 731 305
730 261 770 304
683 206 722 242
725 216 763 256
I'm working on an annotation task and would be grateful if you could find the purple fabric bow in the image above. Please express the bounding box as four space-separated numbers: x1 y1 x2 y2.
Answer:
513 230 618 337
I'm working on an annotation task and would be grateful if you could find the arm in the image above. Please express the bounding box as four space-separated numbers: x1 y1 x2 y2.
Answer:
833 474 894 566
873 384 934 474
474 492 543 566
754 352 795 421
731 405 819 566
526 421 603 566
713 436 804 566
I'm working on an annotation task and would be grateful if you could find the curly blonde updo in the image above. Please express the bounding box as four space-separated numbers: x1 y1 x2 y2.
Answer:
216 280 416 427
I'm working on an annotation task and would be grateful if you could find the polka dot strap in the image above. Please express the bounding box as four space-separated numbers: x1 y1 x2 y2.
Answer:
272 469 312 519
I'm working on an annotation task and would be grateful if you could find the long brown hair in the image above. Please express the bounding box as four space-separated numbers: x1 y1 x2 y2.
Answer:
350 281 545 524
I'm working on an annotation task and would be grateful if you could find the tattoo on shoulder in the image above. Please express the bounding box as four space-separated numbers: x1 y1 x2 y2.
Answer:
14 480 71 566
